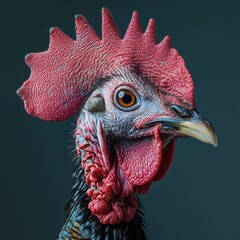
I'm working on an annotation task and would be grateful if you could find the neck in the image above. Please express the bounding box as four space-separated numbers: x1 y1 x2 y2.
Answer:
58 160 147 240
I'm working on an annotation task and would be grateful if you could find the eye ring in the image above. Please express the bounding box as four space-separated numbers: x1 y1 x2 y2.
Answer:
114 86 141 111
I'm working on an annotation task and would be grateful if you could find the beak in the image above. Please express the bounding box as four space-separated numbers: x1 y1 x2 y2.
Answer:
143 105 218 147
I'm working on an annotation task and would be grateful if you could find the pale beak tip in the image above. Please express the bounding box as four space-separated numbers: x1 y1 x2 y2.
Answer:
208 132 218 147
212 136 218 147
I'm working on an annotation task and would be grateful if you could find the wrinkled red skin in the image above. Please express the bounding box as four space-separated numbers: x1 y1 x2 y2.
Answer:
75 116 138 224
75 115 175 225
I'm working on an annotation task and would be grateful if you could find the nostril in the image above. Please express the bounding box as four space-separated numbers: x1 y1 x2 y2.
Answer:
170 104 192 119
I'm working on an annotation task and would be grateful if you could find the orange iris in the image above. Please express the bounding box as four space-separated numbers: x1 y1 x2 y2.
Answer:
116 89 137 108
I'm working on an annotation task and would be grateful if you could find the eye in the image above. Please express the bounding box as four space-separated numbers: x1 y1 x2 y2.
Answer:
114 87 140 111
116 89 136 107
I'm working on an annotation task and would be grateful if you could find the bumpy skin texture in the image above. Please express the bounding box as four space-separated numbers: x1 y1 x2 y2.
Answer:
75 116 137 224
17 8 194 121
75 114 170 225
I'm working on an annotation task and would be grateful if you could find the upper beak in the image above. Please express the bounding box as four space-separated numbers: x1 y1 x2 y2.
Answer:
143 105 218 147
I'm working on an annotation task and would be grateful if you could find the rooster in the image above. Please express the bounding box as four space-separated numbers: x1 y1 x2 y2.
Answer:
17 8 217 240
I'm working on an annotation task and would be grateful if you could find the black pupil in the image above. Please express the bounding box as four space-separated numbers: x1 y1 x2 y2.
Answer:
119 91 132 104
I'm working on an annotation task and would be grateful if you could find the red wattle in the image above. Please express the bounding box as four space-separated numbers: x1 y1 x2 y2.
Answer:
117 125 162 186
153 139 176 181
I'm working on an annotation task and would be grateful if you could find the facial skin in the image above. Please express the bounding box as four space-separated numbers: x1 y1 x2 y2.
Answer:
84 69 217 146
74 69 217 225
84 70 176 139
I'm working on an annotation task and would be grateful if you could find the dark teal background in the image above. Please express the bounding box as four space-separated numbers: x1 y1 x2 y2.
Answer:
0 0 239 239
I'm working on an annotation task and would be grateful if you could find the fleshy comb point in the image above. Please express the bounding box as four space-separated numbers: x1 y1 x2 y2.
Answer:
102 7 107 12
49 26 58 35
24 53 34 67
75 14 82 20
124 10 142 41
158 35 171 51
24 53 31 61
149 18 155 25
144 18 156 43
102 7 120 41
133 11 139 17
16 87 21 97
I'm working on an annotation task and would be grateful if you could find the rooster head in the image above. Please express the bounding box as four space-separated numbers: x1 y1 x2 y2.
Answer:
17 8 217 225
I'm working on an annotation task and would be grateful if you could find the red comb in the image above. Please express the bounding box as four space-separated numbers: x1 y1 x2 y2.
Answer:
17 8 194 121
